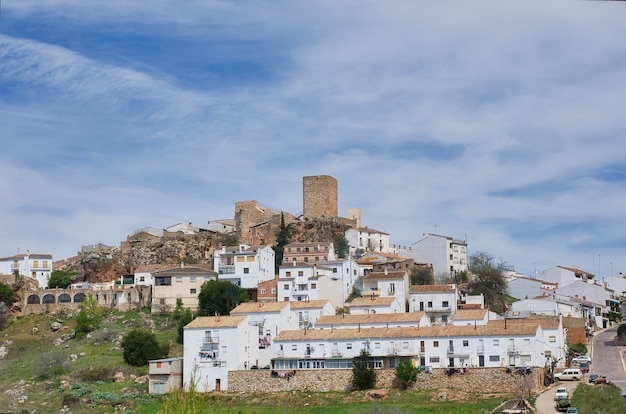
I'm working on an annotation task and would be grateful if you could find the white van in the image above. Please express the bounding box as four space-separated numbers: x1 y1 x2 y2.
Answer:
554 368 582 381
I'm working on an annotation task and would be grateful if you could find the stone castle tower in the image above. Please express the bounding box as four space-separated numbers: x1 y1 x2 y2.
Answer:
303 175 338 218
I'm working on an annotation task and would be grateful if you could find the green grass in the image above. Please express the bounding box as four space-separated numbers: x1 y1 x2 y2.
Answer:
570 382 626 414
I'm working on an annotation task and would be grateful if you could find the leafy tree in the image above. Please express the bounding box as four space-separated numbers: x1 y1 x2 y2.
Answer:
75 293 103 335
48 269 75 289
198 279 249 316
176 308 194 344
121 329 169 366
352 349 376 390
468 251 508 314
395 360 418 390
569 342 588 357
172 298 185 320
0 282 14 304
273 212 290 272
410 266 434 285
333 233 349 259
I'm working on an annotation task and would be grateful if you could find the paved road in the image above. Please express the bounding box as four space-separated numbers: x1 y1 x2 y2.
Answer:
535 380 579 414
591 326 626 391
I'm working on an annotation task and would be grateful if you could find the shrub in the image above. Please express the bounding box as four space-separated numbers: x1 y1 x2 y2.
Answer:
569 342 588 356
617 323 626 337
121 329 169 366
0 282 14 304
352 349 377 390
395 360 418 390
78 366 115 383
34 350 68 379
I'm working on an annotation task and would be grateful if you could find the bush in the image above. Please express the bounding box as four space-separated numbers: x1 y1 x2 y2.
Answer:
176 308 193 344
34 350 68 379
617 323 626 337
569 342 588 356
352 349 377 390
78 366 115 383
0 282 14 304
121 329 169 366
395 360 418 390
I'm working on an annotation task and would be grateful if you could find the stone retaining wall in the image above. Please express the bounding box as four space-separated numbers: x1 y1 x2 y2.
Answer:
228 368 542 396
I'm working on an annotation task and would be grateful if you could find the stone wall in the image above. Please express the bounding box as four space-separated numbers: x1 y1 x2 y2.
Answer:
228 368 542 396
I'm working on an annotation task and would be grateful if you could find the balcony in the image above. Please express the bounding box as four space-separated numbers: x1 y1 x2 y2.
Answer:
477 345 485 354
331 349 342 357
203 336 219 345
507 345 517 354
218 265 235 275
447 347 455 355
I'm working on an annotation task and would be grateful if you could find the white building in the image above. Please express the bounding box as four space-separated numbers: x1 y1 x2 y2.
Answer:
538 266 594 288
272 315 566 371
347 296 404 315
408 284 458 324
361 269 409 312
320 258 365 306
183 315 257 392
214 244 275 289
315 312 428 330
0 252 53 289
290 300 335 329
230 301 298 368
345 226 391 254
510 298 584 318
206 219 236 234
410 233 468 280
277 262 345 308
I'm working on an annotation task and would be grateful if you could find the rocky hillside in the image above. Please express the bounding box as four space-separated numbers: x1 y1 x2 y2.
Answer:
55 217 347 285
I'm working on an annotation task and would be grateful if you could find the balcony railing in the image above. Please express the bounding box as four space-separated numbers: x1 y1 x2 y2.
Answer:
447 346 455 354
507 345 516 353
203 337 219 345
218 266 235 275
477 345 485 354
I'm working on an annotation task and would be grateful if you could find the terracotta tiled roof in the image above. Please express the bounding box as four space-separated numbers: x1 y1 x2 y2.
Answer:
316 312 425 326
349 297 396 307
363 271 406 280
185 315 247 329
409 284 456 293
289 300 330 309
133 264 176 273
357 227 388 235
453 309 488 320
230 301 290 314
558 265 594 277
0 253 52 260
275 322 540 341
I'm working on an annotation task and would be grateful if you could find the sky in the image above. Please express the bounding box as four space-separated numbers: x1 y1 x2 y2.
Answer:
1 1 626 279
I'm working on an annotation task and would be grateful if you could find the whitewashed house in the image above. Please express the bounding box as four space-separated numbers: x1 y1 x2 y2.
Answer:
410 233 468 280
408 284 458 324
539 266 595 288
506 275 558 300
510 298 584 318
345 226 391 254
183 315 257 392
290 299 335 329
361 269 409 312
320 258 365 307
347 296 404 315
229 301 298 368
277 262 345 308
0 252 53 288
213 244 275 289
314 312 428 330
450 309 490 326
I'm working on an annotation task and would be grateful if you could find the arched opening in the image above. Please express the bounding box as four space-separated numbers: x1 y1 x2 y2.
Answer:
27 295 41 304
59 293 71 303
42 294 55 304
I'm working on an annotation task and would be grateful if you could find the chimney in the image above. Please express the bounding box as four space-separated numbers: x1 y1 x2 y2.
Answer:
292 258 297 267
384 266 388 275
180 262 184 268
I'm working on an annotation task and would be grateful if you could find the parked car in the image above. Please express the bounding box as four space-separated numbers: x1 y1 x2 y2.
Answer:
554 368 582 381
588 373 606 383
571 355 592 364
555 398 571 412
579 362 589 373
565 408 578 414
554 386 569 400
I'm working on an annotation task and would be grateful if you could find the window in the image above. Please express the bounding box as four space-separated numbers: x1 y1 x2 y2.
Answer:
286 271 291 277
33 260 39 268
524 339 530 346
310 283 317 289
333 268 338 273
548 336 556 343
284 284 290 290
271 288 276 294
389 283 395 293
304 257 308 262
176 276 183 283
261 288 266 294
442 301 449 308
375 342 381 349
247 256 254 262
427 301 432 308
190 276 196 283
139 276 145 282
190 289 196 294
204 276 212 282
298 271 304 276
489 355 500 362
296 247 301 252
545 351 552 358
347 343 352 350
442 315 448 323
433 341 439 348
315 257 319 262
292 344 298 351
429 357 440 363
462 340 469 347
493 339 499 346
237 257 245 262
43 260 49 268
430 315 435 323
402 341 409 349
243 268 249 274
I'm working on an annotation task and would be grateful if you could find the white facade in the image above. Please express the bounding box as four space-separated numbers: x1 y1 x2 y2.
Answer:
361 269 409 312
321 259 364 306
315 312 428 330
347 296 404 315
206 219 236 234
214 244 275 289
0 252 53 289
290 300 335 329
230 301 298 368
408 284 458 324
410 233 468 280
539 266 595 288
183 315 258 392
277 263 344 308
272 316 566 371
510 298 584 318
345 227 391 254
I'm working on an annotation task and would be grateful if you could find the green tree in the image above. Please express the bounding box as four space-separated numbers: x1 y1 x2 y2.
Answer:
352 349 377 390
569 342 588 357
48 269 75 289
395 360 418 390
0 282 14 304
410 266 434 285
121 329 169 366
75 293 103 335
468 251 508 314
198 279 249 316
176 308 194 344
172 298 185 320
273 212 290 272
333 233 349 259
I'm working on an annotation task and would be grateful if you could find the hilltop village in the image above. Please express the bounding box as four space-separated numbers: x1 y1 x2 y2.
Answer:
1 175 625 394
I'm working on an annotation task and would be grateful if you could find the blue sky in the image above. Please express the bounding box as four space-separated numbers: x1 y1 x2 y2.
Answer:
2 1 626 279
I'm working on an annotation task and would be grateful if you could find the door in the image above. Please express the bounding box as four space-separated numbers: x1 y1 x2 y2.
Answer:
479 355 485 367
215 378 221 392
